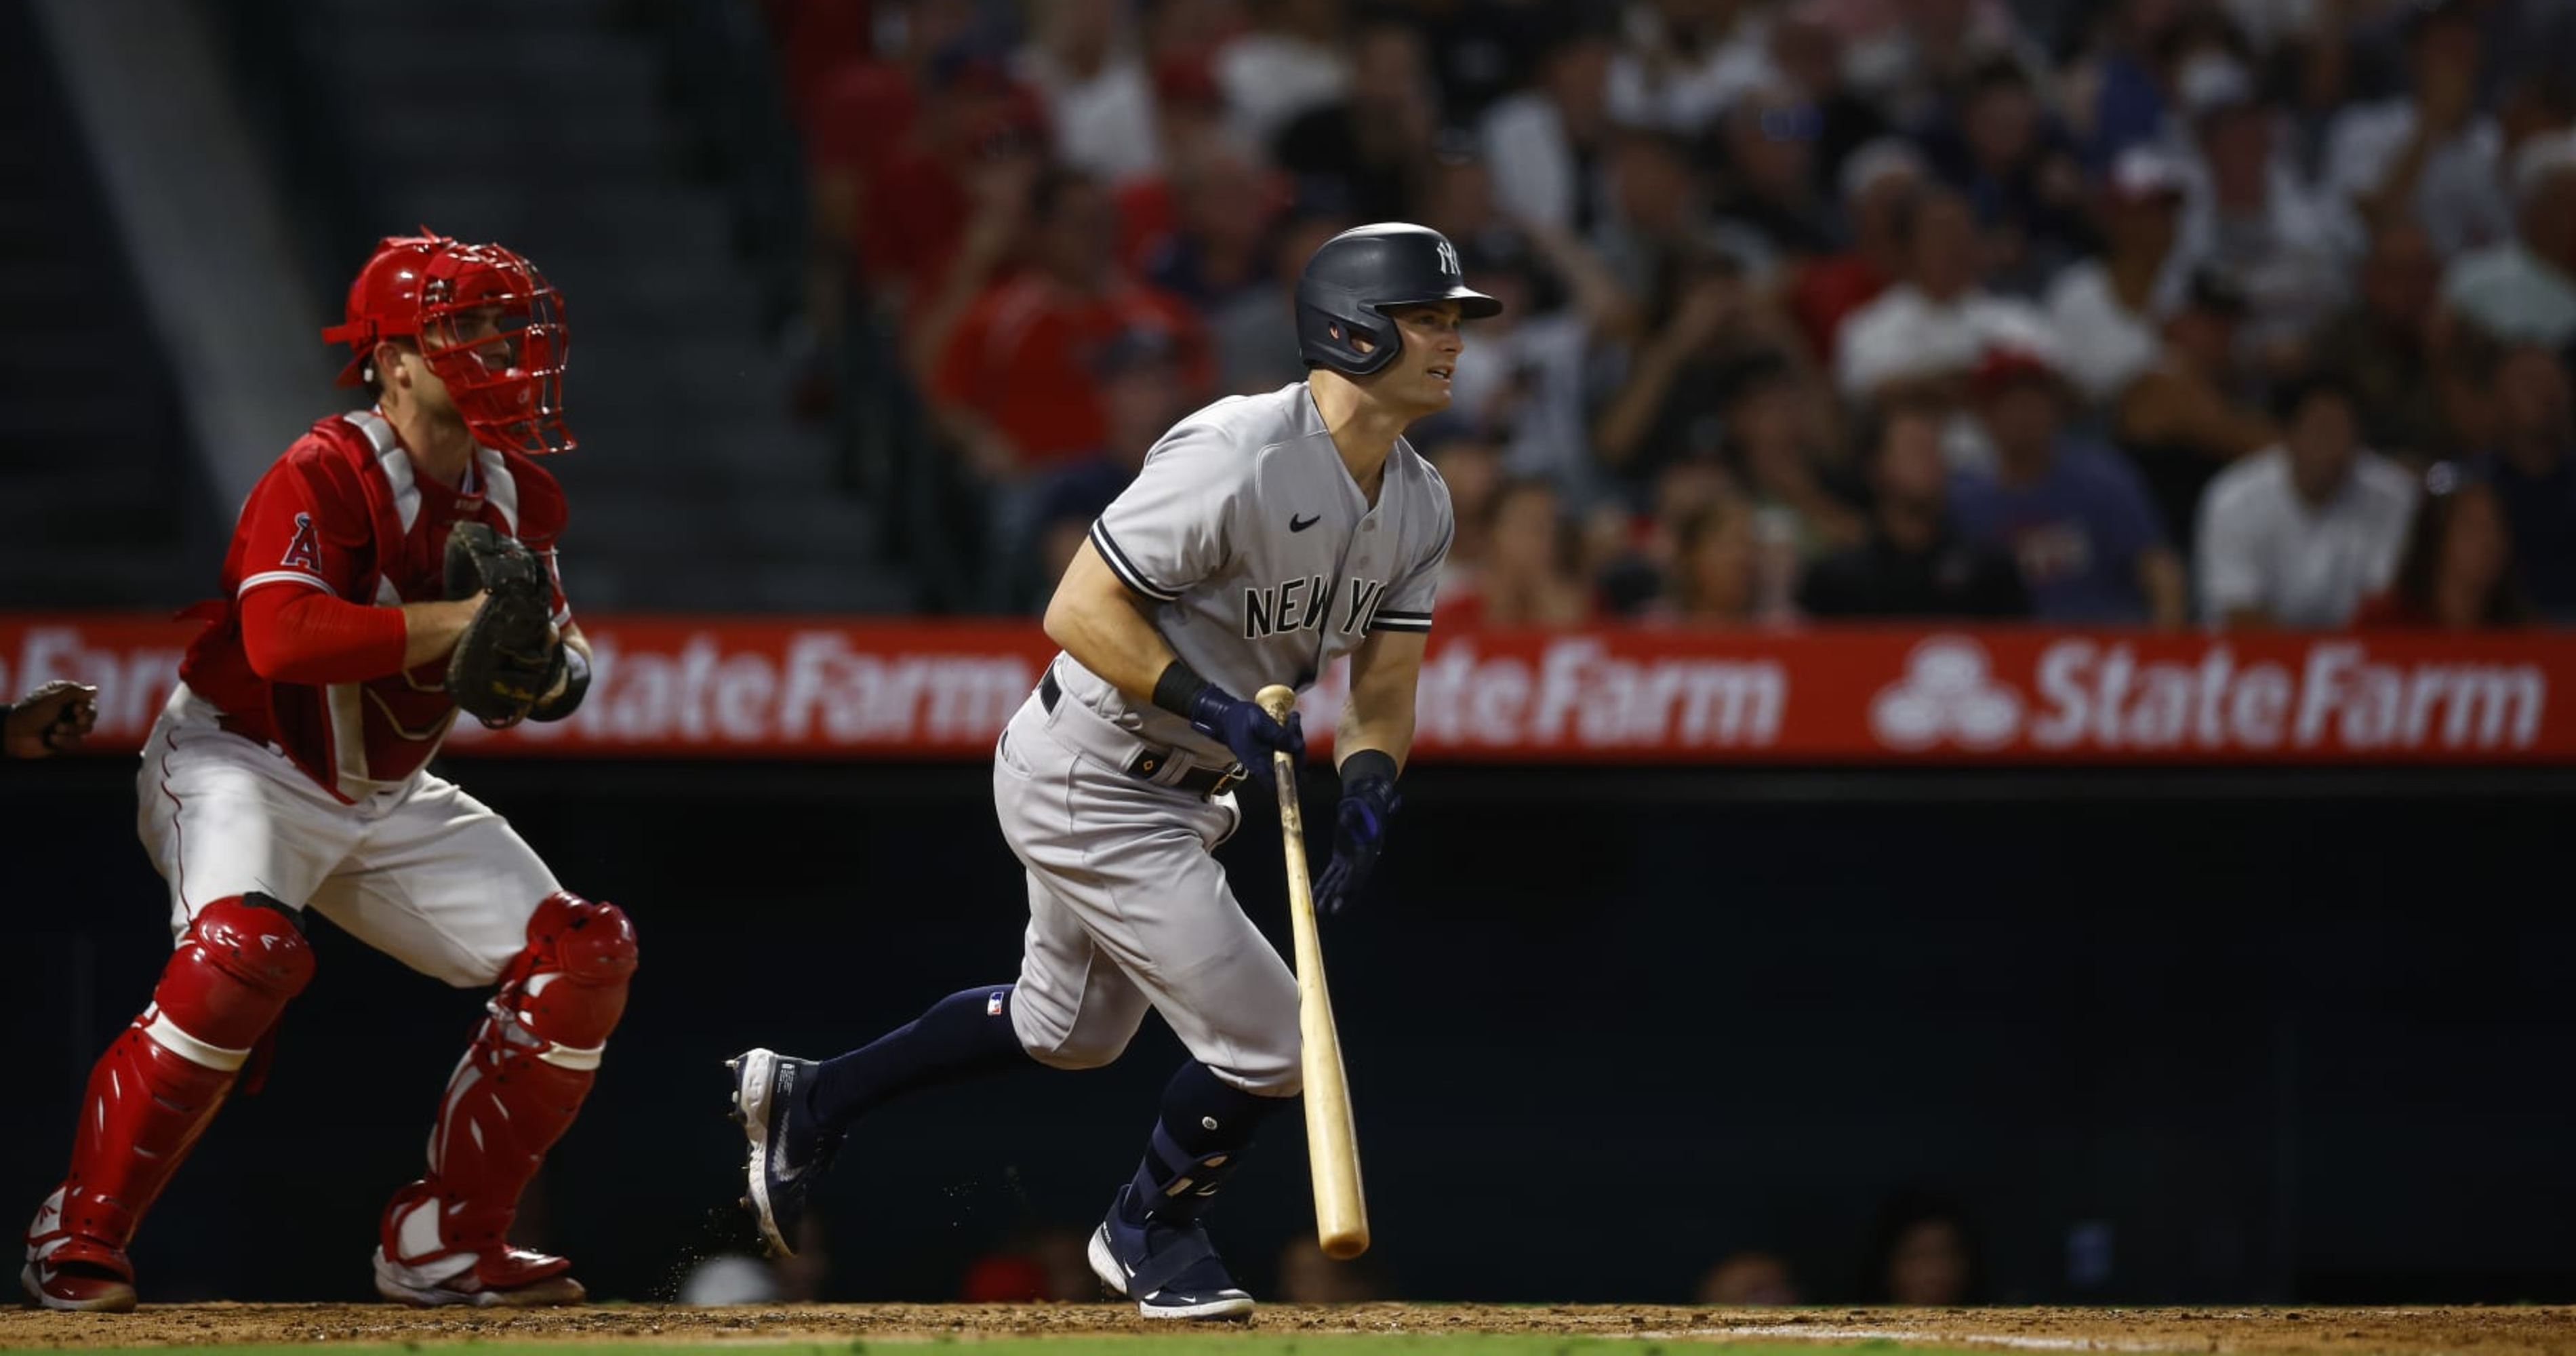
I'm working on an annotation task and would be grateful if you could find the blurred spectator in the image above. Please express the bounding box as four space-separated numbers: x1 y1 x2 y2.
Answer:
812 35 1050 315
2059 0 2221 174
1436 476 1594 629
2321 0 2513 260
1014 0 1160 186
2193 371 2420 629
1710 81 1842 268
2440 129 2576 352
1417 142 1531 286
1861 1187 1988 1306
1270 12 1442 224
1392 0 1536 127
2113 263 2277 546
1606 0 1779 134
1112 45 1239 277
1833 184 2050 411
1638 491 1773 628
1137 131 1287 311
1915 54 2097 297
1592 127 1739 317
1478 7 1620 235
1594 251 1805 496
959 1222 1093 1302
1215 0 1352 150
1275 1237 1392 1303
1786 136 1928 365
2354 462 2527 629
2471 342 2576 618
763 0 882 135
926 168 1209 481
1442 234 1622 503
1800 398 2030 618
1024 326 1195 605
2166 50 2360 374
1719 348 1868 559
2494 69 2576 161
1767 8 1894 195
1949 344 2187 625
1423 431 1507 607
2044 144 2190 409
1209 196 1355 393
1695 1247 1803 1307
2310 216 2454 462
1822 0 2045 132
1141 0 1250 62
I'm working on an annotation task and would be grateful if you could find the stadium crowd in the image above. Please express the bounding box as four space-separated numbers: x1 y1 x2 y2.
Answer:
759 0 2576 630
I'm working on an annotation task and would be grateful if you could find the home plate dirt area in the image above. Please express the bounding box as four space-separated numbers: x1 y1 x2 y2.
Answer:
3 1304 2575 1354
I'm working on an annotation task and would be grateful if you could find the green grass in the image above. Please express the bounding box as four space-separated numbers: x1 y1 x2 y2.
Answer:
32 1342 1948 1356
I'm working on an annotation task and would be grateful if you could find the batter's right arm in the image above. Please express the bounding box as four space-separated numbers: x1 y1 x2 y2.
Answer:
1043 540 1183 703
1044 540 1306 786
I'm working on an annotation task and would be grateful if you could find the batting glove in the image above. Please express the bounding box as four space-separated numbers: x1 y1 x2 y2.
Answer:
1186 687 1306 791
1316 753 1400 915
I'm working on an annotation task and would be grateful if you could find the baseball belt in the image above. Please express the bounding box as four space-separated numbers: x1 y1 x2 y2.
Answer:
1039 664 1247 798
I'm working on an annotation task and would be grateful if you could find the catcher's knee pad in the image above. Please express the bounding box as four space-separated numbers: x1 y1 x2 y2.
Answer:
147 893 316 1065
498 892 637 1062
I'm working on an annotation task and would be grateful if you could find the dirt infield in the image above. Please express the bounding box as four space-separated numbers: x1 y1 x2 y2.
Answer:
4 1304 2575 1353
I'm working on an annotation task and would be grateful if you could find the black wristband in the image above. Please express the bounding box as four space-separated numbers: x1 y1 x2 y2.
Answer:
1152 658 1213 719
1339 748 1399 786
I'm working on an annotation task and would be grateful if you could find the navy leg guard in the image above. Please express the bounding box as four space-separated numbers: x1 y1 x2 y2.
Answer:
1119 1060 1291 1227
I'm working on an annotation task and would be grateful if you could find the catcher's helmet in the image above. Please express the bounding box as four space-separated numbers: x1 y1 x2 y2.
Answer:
323 229 574 455
1295 222 1502 377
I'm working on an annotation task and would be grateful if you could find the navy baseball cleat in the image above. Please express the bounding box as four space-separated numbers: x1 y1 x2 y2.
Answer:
1086 1184 1256 1321
727 1048 834 1258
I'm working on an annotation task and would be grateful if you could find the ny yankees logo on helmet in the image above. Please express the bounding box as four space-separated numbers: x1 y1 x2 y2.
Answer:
1434 239 1461 279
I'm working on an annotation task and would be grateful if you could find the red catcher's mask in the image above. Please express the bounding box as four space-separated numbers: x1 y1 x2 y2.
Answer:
321 230 574 455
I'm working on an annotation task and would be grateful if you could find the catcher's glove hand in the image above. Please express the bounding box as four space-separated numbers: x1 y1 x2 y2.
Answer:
443 521 559 729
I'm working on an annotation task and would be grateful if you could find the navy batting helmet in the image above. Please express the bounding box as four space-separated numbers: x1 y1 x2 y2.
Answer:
1295 223 1502 376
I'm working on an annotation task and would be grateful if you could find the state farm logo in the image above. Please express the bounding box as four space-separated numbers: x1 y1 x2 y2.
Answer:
1871 637 2022 751
1866 634 2548 755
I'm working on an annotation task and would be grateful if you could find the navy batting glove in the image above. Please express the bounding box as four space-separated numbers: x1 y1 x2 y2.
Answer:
1316 765 1399 916
1186 687 1306 791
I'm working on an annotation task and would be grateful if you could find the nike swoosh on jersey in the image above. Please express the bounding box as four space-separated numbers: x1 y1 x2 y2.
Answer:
1289 514 1321 532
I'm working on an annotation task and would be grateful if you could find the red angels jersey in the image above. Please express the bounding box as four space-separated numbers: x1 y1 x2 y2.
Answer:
180 410 571 801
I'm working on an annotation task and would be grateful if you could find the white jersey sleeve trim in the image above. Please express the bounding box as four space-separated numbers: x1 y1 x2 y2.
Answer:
1369 610 1434 633
237 570 336 599
1089 521 1180 602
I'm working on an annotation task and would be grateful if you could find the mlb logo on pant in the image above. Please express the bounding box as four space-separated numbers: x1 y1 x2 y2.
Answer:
987 992 1006 1016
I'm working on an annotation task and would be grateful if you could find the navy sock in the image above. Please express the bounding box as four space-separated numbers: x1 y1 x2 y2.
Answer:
1119 1060 1293 1227
803 984 1032 1132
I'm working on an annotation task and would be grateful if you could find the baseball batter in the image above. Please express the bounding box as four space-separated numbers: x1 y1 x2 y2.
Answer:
19 232 637 1312
729 223 1495 1319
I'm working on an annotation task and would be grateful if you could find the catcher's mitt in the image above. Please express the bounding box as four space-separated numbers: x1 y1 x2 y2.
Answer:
443 521 559 728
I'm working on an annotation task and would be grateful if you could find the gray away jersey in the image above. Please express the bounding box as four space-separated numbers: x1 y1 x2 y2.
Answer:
1059 381 1453 763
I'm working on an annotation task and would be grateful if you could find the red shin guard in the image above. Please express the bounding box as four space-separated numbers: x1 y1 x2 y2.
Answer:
379 893 636 1285
26 896 315 1283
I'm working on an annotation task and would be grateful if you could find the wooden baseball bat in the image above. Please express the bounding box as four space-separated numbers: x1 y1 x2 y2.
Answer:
1254 683 1370 1260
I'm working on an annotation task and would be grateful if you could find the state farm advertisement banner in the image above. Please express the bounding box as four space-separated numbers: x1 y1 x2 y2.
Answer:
5 612 2573 765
